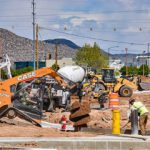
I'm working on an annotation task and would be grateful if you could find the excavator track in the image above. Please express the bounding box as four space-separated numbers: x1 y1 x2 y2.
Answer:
0 106 41 127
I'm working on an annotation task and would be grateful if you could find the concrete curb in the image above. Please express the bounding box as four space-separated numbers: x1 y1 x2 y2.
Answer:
0 137 150 149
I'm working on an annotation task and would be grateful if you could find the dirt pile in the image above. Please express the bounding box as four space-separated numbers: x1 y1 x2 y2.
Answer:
141 76 150 83
0 92 149 137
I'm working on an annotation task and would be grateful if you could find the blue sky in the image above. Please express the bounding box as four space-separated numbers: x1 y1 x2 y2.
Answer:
1 0 150 54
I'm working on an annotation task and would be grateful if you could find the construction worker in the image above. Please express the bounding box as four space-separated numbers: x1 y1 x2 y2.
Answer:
62 87 70 111
98 92 108 110
20 87 37 107
77 81 83 103
129 97 149 135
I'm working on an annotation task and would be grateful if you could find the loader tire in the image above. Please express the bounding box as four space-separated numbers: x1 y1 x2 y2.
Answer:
98 83 106 91
119 86 133 97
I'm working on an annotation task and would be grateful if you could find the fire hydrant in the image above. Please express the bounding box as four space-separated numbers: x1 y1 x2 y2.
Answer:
60 115 67 131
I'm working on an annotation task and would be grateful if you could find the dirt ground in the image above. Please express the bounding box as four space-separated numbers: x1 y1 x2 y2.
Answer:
141 76 150 83
0 92 150 137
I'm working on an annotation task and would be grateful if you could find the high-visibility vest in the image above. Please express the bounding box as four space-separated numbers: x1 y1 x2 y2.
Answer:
131 102 149 116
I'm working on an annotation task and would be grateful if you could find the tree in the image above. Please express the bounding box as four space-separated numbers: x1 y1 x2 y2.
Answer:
120 65 149 76
138 64 149 75
1 69 8 79
11 66 33 77
51 63 60 71
0 66 34 80
128 66 138 75
120 66 138 75
120 66 126 75
75 42 108 71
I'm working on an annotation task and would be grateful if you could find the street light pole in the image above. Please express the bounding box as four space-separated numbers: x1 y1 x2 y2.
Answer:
107 46 119 67
125 48 128 76
148 43 150 75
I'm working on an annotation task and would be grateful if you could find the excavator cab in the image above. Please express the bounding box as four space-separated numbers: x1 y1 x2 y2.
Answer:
101 68 116 83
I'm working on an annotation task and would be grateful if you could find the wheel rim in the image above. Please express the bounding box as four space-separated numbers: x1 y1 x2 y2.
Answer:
123 89 129 95
7 109 16 119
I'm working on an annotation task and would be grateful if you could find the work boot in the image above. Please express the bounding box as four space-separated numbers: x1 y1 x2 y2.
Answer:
99 104 105 110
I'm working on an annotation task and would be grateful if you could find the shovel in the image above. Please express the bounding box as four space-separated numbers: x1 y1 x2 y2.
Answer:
121 121 130 134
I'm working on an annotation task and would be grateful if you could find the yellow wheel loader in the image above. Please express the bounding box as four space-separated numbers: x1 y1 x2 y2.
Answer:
92 68 149 97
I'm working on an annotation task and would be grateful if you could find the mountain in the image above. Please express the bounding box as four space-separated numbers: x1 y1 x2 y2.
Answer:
0 28 146 66
0 28 78 63
44 39 80 49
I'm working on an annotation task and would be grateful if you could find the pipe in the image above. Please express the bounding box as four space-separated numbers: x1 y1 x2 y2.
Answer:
131 109 138 135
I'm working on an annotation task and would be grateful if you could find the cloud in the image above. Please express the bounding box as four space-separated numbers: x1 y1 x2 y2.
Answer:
122 26 140 33
116 0 135 9
51 24 60 29
60 12 106 27
70 18 85 26
0 0 149 53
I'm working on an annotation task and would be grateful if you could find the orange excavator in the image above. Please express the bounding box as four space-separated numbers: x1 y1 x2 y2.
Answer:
0 67 71 127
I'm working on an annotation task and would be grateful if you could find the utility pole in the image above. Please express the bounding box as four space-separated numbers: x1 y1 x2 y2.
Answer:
148 43 150 75
36 24 39 69
55 44 58 65
143 51 145 76
32 0 36 70
0 39 2 80
125 48 128 76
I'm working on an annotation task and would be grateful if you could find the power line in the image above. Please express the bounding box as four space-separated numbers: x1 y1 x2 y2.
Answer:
0 15 31 18
0 20 32 23
1 19 150 34
55 25 150 34
34 19 150 24
36 11 150 16
1 15 150 24
40 26 146 46
35 8 150 14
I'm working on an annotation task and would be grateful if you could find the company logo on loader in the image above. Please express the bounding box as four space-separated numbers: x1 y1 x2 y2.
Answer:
0 93 10 97
18 72 36 81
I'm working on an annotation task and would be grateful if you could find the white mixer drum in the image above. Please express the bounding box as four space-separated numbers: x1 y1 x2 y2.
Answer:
57 65 85 83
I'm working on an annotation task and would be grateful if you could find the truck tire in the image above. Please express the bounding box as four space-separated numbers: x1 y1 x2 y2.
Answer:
98 83 106 91
119 86 133 97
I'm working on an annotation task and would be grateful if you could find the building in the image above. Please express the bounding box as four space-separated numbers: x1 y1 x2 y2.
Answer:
109 59 124 70
46 58 75 68
14 61 46 69
136 55 150 68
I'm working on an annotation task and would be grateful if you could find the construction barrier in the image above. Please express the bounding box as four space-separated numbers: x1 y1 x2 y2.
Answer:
109 92 120 109
109 93 120 135
112 109 120 135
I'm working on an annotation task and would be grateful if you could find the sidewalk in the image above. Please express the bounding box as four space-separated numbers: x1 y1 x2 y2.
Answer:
0 136 150 149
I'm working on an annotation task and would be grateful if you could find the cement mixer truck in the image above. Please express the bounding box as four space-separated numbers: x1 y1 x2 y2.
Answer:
47 65 85 111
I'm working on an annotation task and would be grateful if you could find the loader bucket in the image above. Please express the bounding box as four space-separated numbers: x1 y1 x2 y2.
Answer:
138 82 150 90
